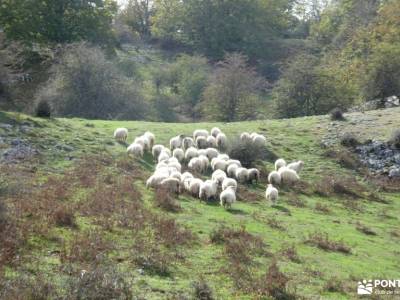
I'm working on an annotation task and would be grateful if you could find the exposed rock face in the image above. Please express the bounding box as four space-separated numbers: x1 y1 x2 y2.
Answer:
349 95 399 113
355 140 400 177
1 138 39 162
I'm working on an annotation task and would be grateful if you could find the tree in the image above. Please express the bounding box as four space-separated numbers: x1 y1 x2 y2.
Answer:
120 0 152 38
202 53 264 122
0 0 117 45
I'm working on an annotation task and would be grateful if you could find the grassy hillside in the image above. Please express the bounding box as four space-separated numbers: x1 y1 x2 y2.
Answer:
1 108 400 299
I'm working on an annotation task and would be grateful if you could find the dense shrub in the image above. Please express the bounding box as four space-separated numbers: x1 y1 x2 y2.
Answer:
340 133 360 147
389 129 400 149
36 43 147 120
306 232 351 254
35 100 51 118
330 108 345 121
192 277 214 300
228 137 277 167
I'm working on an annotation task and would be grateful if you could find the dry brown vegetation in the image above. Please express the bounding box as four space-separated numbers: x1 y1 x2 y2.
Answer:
306 232 351 254
154 187 182 212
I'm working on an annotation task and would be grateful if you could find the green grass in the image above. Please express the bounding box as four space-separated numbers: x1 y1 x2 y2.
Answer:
1 109 400 299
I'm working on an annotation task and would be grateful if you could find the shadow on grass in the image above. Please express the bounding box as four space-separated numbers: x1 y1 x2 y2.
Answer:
272 205 291 215
227 208 248 215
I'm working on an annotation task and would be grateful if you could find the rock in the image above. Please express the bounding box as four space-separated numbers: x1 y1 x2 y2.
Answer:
389 168 400 178
20 125 32 133
11 138 23 146
0 123 13 131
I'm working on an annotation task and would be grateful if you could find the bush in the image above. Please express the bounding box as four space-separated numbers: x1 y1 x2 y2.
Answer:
154 188 181 212
330 108 345 121
192 277 214 300
389 129 400 149
228 137 277 168
35 100 51 118
307 232 351 254
340 133 360 147
36 43 147 120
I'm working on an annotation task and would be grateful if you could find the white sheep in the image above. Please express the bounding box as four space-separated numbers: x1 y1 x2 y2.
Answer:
222 177 237 191
212 159 228 172
220 186 236 209
287 160 304 173
144 131 155 148
278 167 300 185
167 161 182 172
173 148 185 162
114 128 128 142
226 159 241 167
158 150 171 162
169 171 182 182
181 172 194 183
227 163 239 178
206 135 217 148
170 135 184 150
252 134 266 146
217 154 229 161
248 168 260 184
235 167 249 183
266 184 279 205
188 178 203 197
127 143 143 157
198 155 210 172
183 137 195 151
216 133 228 150
275 159 286 171
134 136 150 151
268 171 281 185
198 149 207 156
160 177 181 194
152 144 164 160
185 147 198 161
205 148 219 160
240 132 251 142
146 173 168 188
188 157 203 173
196 136 208 149
199 180 218 201
211 127 222 138
212 169 227 185
193 129 209 140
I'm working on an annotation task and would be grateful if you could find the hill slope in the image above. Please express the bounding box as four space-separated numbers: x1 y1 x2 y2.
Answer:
1 108 400 299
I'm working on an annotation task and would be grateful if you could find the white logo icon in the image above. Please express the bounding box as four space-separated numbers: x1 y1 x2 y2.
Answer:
358 280 373 295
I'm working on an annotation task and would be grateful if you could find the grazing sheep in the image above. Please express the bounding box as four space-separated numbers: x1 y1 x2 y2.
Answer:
220 186 236 209
144 131 155 148
227 159 241 167
188 178 203 197
227 164 239 178
188 157 203 173
278 167 300 185
127 143 143 157
114 128 128 142
240 132 251 142
212 159 228 172
173 148 185 162
207 135 217 148
287 160 304 173
170 135 185 150
198 155 210 172
196 136 208 149
275 159 287 171
268 171 281 185
198 149 207 156
152 144 164 160
266 184 279 205
185 147 199 161
222 177 238 191
193 129 209 140
134 136 150 151
216 133 228 150
183 137 195 151
167 161 182 172
181 172 194 183
160 177 181 194
146 173 168 188
205 148 219 160
217 154 229 161
252 134 266 146
169 171 182 181
211 127 222 138
235 167 249 183
199 180 218 201
212 169 227 185
248 168 260 184
158 150 171 162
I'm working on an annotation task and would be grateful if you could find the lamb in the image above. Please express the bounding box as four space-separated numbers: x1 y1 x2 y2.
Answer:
240 132 251 142
160 177 181 194
196 136 208 149
114 128 128 142
266 184 279 205
188 178 203 197
235 167 249 183
275 158 287 171
205 148 219 160
222 177 237 191
252 134 266 146
278 167 300 185
227 163 239 178
173 148 185 162
193 129 209 140
220 186 236 209
188 157 203 173
182 137 195 151
206 135 217 148
170 135 185 150
199 180 218 201
268 171 281 185
216 133 228 150
248 168 260 183
158 150 171 162
127 143 143 157
144 131 155 148
185 147 198 161
211 127 222 138
152 144 164 160
287 160 304 173
212 169 227 185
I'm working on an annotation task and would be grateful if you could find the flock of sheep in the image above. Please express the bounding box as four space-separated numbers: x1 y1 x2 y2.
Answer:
114 127 304 209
